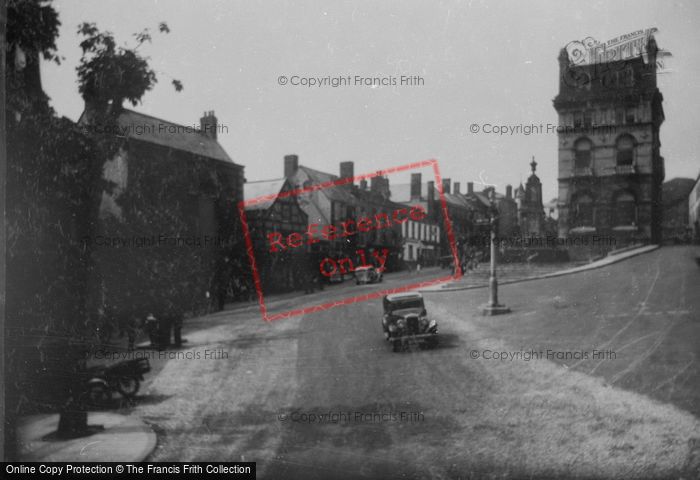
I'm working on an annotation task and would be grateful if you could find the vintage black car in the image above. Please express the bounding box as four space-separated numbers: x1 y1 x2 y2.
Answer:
85 358 151 407
382 292 438 352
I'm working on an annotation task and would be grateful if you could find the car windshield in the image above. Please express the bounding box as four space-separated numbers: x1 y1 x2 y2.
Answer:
389 299 423 311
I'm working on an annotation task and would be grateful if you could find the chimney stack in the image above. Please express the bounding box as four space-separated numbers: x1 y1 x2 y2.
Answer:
339 161 354 189
442 178 451 195
467 182 474 194
454 182 461 194
506 184 513 199
410 173 422 200
199 110 218 140
370 176 391 199
284 154 299 178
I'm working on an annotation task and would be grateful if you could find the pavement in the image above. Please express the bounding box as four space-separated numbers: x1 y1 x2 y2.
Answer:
419 244 659 292
16 412 156 462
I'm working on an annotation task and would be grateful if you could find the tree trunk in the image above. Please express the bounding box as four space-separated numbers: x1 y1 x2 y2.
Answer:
56 408 89 439
45 340 95 439
0 0 10 461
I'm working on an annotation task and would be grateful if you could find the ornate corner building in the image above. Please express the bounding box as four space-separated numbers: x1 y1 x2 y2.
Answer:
554 35 665 245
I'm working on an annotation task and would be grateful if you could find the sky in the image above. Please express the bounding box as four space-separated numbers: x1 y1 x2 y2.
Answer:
41 0 700 203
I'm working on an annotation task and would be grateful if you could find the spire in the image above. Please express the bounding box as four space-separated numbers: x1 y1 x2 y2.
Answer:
530 156 537 174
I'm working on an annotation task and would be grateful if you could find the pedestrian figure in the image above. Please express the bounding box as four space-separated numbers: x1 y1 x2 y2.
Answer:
145 313 158 348
303 270 313 294
303 258 316 294
125 316 139 351
239 283 249 302
472 247 481 270
172 314 184 347
205 291 212 314
158 315 172 350
217 281 227 311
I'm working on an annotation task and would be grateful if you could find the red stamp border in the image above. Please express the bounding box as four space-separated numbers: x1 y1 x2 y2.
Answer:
238 159 462 321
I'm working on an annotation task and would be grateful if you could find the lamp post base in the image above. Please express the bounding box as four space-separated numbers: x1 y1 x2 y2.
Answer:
481 303 511 316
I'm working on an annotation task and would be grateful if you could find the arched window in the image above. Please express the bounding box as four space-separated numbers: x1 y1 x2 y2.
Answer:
614 192 636 226
573 194 594 226
574 138 592 170
616 135 635 166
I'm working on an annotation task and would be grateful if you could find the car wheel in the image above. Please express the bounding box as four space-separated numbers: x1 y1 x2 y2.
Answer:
116 377 140 398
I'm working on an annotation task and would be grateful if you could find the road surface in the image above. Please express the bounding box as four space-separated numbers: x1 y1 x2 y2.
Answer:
129 246 700 479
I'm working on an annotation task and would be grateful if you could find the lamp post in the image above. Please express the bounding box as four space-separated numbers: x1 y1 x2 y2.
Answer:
481 188 511 315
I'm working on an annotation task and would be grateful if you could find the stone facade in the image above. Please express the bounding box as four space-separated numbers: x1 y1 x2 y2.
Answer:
80 108 245 313
554 36 665 245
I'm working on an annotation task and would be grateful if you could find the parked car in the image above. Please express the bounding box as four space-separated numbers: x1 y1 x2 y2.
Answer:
381 292 438 352
85 358 151 407
355 265 383 285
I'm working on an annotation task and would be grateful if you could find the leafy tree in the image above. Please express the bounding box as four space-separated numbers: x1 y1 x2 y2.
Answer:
74 19 193 350
5 0 103 452
76 21 181 115
5 0 184 450
6 0 61 114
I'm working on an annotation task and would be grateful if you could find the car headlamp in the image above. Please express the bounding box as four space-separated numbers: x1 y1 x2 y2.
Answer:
397 319 406 329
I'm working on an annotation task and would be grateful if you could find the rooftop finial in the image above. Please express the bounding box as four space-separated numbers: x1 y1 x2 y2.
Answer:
530 156 537 174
